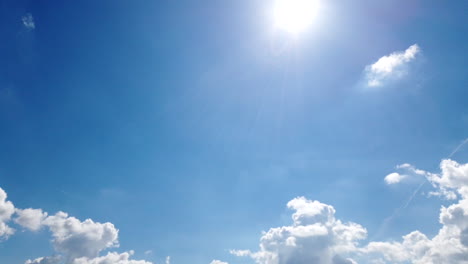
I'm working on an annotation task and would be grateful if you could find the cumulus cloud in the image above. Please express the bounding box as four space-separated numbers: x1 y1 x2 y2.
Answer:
0 188 15 239
232 159 468 264
22 13 35 30
232 197 366 264
0 187 151 264
384 172 406 185
15 208 48 231
427 159 468 199
42 211 120 261
364 44 420 87
365 159 468 263
2 159 468 264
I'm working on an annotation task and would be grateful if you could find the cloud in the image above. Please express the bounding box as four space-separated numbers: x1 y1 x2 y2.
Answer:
210 260 229 264
427 159 468 199
232 159 468 263
165 256 170 264
365 160 468 263
42 211 119 261
383 163 429 185
0 188 15 239
2 159 468 264
71 251 152 264
364 44 420 87
22 13 35 30
25 256 62 264
232 197 367 264
0 187 151 264
15 208 48 231
384 172 406 185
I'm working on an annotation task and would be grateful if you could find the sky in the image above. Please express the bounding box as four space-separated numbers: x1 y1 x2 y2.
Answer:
0 0 467 263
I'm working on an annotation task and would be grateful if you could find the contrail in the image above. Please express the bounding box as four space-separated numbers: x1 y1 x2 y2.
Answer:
402 138 468 209
374 137 468 239
448 138 468 159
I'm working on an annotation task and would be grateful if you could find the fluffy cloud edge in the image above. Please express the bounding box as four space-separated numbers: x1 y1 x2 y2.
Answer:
0 187 152 264
364 44 421 88
231 159 468 264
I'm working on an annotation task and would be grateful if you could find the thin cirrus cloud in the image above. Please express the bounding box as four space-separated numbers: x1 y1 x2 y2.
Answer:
230 159 468 264
22 13 35 30
364 44 421 88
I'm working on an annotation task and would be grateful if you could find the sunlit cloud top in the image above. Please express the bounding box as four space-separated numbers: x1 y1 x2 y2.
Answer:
364 44 421 87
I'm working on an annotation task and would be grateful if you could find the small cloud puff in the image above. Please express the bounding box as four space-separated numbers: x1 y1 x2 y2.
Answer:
384 172 406 185
210 260 228 264
364 44 420 88
22 13 35 30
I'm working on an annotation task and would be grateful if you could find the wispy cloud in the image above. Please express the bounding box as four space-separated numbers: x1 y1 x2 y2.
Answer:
364 44 421 87
22 13 35 30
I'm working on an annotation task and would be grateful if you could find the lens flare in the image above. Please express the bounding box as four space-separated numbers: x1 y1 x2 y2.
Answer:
273 0 320 34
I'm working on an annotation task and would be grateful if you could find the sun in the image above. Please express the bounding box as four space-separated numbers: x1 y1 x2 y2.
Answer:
273 0 320 34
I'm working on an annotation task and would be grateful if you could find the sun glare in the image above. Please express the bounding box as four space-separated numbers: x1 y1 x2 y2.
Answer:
273 0 319 34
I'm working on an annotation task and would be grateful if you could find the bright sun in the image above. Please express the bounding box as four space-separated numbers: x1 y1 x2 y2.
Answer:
273 0 320 34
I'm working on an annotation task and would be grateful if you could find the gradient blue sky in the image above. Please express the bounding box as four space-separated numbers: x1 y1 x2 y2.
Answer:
0 0 467 263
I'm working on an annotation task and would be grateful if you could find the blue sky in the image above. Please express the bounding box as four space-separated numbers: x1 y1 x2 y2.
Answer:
0 0 467 263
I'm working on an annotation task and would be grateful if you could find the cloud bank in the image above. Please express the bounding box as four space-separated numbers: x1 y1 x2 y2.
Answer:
364 44 420 87
2 159 467 263
232 159 468 264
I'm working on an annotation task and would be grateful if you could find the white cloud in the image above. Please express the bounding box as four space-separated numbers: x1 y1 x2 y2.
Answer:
232 159 468 264
15 208 48 231
25 256 62 264
232 197 366 264
72 251 152 264
165 256 170 264
365 159 468 263
2 159 468 264
22 13 35 30
384 172 406 185
210 260 228 264
42 211 119 260
383 163 429 185
0 188 15 239
364 44 420 87
427 159 468 199
0 187 151 264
